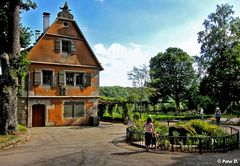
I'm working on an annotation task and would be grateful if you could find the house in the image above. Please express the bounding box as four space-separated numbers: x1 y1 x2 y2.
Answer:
18 2 103 127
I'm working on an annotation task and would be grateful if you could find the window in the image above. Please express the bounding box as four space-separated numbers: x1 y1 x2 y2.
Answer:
63 21 68 27
55 38 76 55
76 73 84 86
66 72 74 86
64 102 84 118
62 40 71 53
64 72 90 87
42 70 53 85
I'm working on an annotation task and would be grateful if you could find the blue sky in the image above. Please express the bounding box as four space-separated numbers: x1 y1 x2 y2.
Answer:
21 0 240 87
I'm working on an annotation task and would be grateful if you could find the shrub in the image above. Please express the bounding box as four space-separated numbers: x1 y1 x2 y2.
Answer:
133 112 140 121
113 112 122 119
103 110 111 118
154 123 169 136
185 120 228 136
17 124 27 131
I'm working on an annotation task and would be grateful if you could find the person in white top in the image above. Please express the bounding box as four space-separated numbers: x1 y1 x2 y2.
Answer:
143 117 155 151
200 108 204 120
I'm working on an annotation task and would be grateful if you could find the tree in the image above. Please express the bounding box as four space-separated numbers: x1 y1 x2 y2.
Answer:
0 0 36 135
197 4 240 112
149 47 195 113
128 64 149 117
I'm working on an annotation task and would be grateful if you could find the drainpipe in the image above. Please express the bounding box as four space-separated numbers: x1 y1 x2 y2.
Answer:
26 71 30 127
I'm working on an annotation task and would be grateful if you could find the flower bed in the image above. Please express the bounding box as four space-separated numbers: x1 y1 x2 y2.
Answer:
126 120 239 153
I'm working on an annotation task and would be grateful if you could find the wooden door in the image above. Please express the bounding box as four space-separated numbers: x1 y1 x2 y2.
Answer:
32 105 45 127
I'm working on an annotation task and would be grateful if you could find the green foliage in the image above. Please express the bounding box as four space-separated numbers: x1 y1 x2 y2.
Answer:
0 0 36 54
196 95 216 114
183 80 199 110
160 102 177 113
100 86 129 100
132 112 140 121
197 4 240 111
153 122 169 136
183 120 228 137
181 110 200 119
17 124 27 131
20 0 37 11
0 135 17 143
20 24 32 49
16 50 30 95
0 1 33 95
112 105 123 119
133 118 146 131
150 47 196 111
128 64 149 88
103 110 111 118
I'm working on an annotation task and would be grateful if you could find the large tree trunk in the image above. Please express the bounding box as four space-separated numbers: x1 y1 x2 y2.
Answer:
0 1 20 135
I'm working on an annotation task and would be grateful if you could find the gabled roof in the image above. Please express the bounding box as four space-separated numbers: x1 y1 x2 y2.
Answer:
29 2 103 71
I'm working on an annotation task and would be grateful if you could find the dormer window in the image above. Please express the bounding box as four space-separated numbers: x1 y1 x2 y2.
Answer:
55 38 76 55
62 40 71 54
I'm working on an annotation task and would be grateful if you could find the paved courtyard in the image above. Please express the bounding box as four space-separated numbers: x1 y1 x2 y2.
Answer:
0 122 239 166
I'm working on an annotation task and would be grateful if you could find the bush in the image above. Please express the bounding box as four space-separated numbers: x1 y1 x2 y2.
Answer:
184 120 228 137
154 123 169 136
113 112 122 119
17 124 27 131
161 103 176 114
133 112 140 121
103 110 111 118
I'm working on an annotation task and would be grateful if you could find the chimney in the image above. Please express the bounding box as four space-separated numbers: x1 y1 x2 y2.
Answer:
35 30 41 42
43 12 50 32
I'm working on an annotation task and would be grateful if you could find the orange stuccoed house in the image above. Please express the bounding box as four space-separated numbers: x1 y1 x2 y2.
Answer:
18 2 103 127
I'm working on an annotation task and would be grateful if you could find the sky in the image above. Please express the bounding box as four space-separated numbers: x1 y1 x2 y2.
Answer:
21 0 240 87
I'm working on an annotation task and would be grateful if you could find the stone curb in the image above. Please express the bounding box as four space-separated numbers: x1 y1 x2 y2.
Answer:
0 129 30 151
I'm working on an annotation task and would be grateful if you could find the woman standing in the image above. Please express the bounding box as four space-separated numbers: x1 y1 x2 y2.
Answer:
143 117 155 151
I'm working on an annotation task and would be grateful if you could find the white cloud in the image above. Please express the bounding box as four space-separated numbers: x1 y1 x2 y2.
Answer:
94 43 157 87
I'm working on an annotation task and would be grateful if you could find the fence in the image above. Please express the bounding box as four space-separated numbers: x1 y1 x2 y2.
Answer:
126 125 239 153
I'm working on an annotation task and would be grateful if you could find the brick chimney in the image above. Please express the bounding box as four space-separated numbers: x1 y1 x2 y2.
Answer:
43 12 50 32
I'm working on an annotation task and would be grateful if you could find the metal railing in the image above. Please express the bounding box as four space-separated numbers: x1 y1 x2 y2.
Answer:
126 126 239 153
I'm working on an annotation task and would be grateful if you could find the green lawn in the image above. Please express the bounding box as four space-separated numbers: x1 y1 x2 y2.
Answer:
205 114 239 119
0 135 17 144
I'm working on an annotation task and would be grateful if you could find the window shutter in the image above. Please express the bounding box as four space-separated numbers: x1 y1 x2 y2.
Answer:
55 38 61 53
84 73 91 87
58 71 65 86
71 41 76 55
74 102 85 117
34 69 41 85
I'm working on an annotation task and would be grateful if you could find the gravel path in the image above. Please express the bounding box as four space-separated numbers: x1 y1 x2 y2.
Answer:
0 122 239 166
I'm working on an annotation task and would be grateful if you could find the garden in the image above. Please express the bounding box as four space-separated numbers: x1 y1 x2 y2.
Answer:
126 117 239 153
98 92 240 153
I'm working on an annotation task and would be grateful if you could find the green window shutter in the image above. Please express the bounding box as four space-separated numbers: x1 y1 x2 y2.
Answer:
55 38 61 53
74 102 84 117
34 69 41 85
70 41 76 55
58 71 65 86
64 103 73 117
84 73 91 87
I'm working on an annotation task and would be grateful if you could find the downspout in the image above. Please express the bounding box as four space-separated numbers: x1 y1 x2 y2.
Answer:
26 71 30 127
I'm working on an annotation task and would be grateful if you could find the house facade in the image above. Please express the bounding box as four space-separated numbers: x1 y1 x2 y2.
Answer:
18 2 103 127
